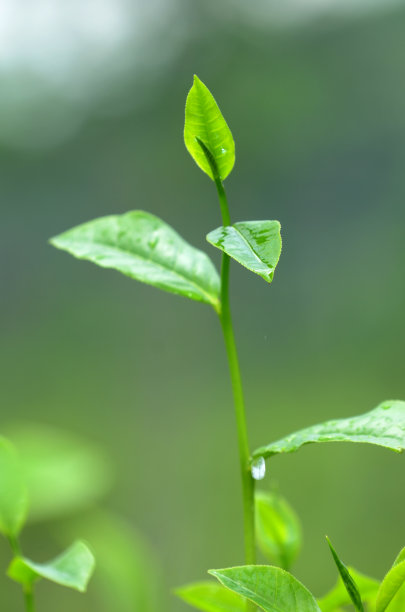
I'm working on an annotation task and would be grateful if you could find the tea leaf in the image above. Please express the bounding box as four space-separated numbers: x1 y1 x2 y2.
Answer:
255 490 301 569
209 565 321 611
7 423 112 522
326 538 364 611
376 557 405 611
252 400 405 460
50 211 220 312
0 437 28 538
176 581 245 611
207 221 282 283
184 75 235 181
318 567 379 611
8 541 95 592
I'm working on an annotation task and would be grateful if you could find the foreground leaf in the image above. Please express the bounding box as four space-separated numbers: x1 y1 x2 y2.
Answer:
255 490 301 569
184 75 235 181
252 400 405 460
376 550 405 612
207 221 282 283
0 437 28 538
50 211 220 312
8 541 95 592
318 567 379 611
176 581 245 611
209 565 321 611
7 423 112 522
326 538 364 611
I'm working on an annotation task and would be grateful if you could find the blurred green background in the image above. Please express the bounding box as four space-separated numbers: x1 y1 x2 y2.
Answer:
1 0 405 610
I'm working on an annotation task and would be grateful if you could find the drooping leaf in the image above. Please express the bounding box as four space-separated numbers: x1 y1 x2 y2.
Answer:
255 490 301 569
62 511 161 612
8 541 95 592
6 423 112 522
209 565 321 612
326 538 364 612
0 437 28 538
184 75 235 181
376 556 405 611
318 567 379 611
50 211 221 312
176 581 245 612
207 221 282 283
252 400 405 460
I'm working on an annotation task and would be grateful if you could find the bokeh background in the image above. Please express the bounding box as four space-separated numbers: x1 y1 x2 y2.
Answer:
1 0 405 610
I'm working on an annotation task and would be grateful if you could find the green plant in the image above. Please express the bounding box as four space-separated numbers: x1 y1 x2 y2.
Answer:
49 75 405 611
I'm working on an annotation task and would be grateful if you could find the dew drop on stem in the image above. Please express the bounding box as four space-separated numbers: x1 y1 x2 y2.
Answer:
251 456 266 480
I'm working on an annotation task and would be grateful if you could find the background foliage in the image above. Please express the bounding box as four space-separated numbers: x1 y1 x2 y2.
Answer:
1 1 405 610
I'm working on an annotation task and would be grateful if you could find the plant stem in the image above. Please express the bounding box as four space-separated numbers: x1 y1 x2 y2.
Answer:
214 178 256 577
24 586 35 612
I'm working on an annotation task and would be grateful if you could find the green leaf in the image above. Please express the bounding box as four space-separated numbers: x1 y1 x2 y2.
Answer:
252 400 405 460
184 75 235 181
255 490 301 569
209 565 321 612
318 567 379 611
175 581 245 611
0 437 28 538
376 557 405 611
50 211 221 312
6 423 112 522
326 538 364 612
392 547 405 567
207 221 282 283
8 541 95 592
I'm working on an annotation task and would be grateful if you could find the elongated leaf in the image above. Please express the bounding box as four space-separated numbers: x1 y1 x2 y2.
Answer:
176 581 245 612
209 565 321 612
326 538 364 612
252 400 405 460
255 490 301 569
184 75 235 181
207 221 281 283
318 567 379 611
0 437 28 538
376 558 405 611
50 211 220 312
392 547 405 567
8 541 95 592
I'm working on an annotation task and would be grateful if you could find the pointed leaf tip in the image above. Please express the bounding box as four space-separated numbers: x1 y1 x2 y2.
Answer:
326 537 364 612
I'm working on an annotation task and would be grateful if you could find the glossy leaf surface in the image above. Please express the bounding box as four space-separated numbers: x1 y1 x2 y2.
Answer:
376 557 405 611
8 541 95 592
7 423 112 522
326 538 364 611
255 490 301 569
50 211 220 311
0 437 28 538
184 75 235 181
253 400 405 460
176 581 245 611
209 565 321 612
318 567 379 611
207 221 282 283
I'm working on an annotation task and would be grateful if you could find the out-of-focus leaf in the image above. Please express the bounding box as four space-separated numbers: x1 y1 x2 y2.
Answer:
255 490 301 569
0 437 28 538
8 541 95 592
7 423 112 522
253 400 405 460
209 565 321 611
62 511 161 612
392 547 405 567
376 558 405 611
207 221 281 283
184 75 235 181
326 539 364 611
318 567 379 611
50 211 221 311
175 581 245 611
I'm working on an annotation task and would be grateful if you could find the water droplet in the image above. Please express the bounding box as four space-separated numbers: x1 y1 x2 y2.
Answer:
221 147 227 154
251 456 266 481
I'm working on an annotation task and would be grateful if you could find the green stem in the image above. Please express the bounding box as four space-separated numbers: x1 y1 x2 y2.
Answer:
214 178 256 577
23 585 35 612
